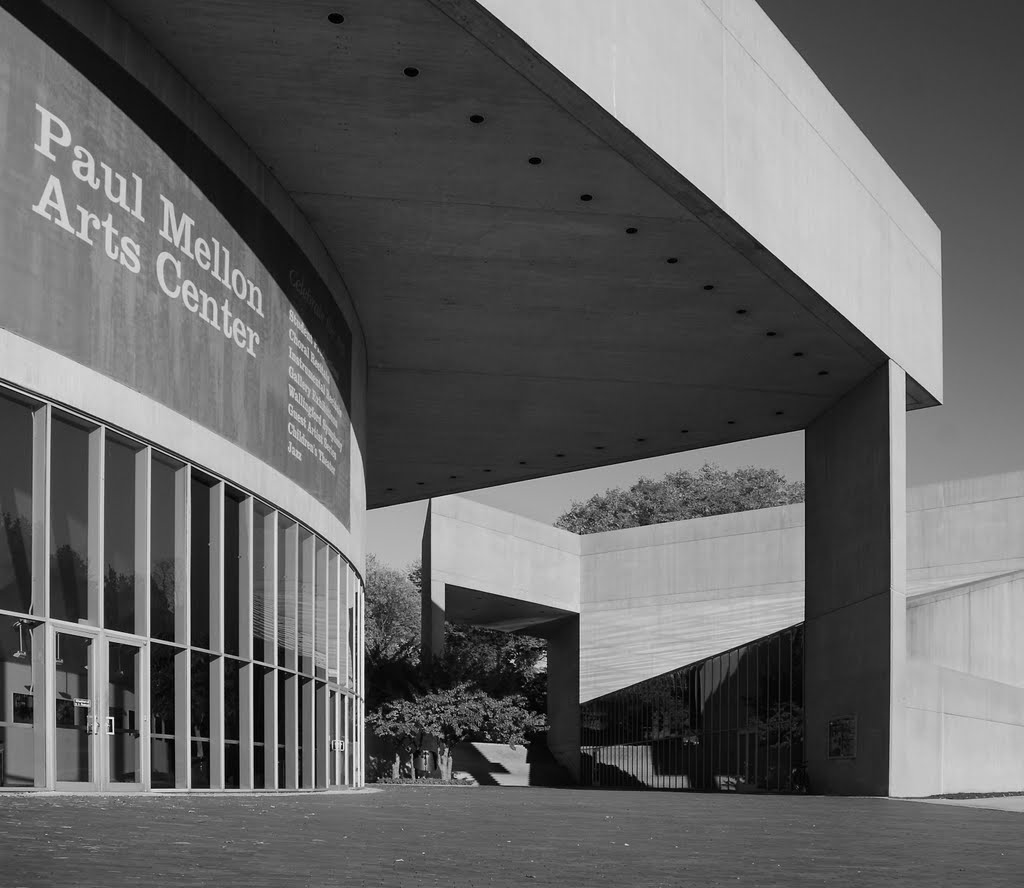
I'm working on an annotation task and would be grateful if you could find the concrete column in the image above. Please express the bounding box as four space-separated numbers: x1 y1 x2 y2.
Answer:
545 615 580 782
805 361 906 796
420 506 446 660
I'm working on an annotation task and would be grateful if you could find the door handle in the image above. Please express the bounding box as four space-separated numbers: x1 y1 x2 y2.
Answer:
106 716 115 736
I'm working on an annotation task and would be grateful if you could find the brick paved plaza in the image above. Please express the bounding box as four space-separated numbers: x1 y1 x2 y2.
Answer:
2 787 1022 887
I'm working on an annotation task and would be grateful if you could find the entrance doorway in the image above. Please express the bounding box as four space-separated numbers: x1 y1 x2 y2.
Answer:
53 627 144 791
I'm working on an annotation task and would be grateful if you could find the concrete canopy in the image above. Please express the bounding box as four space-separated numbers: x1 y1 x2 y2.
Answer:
66 0 941 507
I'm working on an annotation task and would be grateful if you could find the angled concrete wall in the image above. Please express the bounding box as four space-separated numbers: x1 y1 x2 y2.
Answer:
578 505 804 702
427 462 1024 795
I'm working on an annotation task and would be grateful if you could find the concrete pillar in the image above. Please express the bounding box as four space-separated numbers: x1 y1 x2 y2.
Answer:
805 361 906 796
545 615 580 782
420 505 445 660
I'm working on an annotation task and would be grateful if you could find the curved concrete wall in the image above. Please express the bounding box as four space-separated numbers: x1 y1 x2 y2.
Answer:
2 0 367 566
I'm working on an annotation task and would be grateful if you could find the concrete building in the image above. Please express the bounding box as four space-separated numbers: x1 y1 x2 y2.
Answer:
1 0 940 793
424 473 1024 796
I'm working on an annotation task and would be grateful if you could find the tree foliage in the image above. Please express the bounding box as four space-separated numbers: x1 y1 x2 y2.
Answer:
554 463 805 535
365 553 420 666
367 682 547 780
364 557 549 780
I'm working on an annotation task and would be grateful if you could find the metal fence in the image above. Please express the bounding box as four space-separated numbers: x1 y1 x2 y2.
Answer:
580 624 804 792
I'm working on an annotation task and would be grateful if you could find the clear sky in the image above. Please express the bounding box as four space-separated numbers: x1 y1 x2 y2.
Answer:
369 1 1024 569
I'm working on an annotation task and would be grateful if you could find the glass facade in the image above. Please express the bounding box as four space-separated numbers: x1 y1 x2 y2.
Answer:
581 625 804 792
0 385 363 791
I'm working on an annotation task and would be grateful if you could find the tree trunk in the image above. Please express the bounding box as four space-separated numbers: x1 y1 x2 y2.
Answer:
438 747 453 782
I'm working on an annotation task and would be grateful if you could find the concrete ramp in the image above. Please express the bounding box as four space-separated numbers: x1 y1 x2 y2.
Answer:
452 742 573 787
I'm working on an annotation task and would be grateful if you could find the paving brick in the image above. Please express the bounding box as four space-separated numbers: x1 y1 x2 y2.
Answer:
1 787 1021 887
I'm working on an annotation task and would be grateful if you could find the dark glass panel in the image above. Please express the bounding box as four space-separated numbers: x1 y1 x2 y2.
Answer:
54 632 91 782
50 417 90 623
299 531 313 675
191 651 211 788
224 493 242 657
150 643 176 788
252 508 269 662
224 657 240 788
277 520 290 666
315 541 328 680
277 671 287 788
150 456 180 642
253 666 266 790
190 479 212 650
1 615 39 786
108 642 140 782
0 394 33 615
104 438 137 632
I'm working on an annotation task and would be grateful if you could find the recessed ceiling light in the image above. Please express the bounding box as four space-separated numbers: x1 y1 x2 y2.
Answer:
818 370 830 376
449 475 458 480
404 66 420 77
792 351 804 357
766 331 778 337
703 284 715 291
594 445 605 450
518 460 527 465
775 410 785 416
555 453 566 458
327 13 344 24
736 309 748 315
579 194 593 202
469 114 485 124
667 257 679 264
727 420 736 425
416 481 424 486
386 487 394 492
635 437 646 443
680 429 689 434
625 227 638 234
528 156 542 165
483 468 492 473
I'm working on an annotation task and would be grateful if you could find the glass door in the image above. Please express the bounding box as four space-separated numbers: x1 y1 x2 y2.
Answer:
53 628 145 790
54 629 98 789
106 640 143 789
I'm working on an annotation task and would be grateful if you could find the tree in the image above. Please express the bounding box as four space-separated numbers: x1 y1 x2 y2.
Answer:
365 553 420 666
436 624 547 715
367 682 547 780
554 463 805 534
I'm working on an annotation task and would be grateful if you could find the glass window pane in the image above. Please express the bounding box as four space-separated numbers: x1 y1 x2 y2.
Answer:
253 666 267 789
277 671 287 788
108 642 140 783
299 531 313 675
225 657 241 789
277 519 295 668
0 394 33 615
150 642 176 788
224 493 242 657
55 632 92 782
104 437 138 633
50 416 91 623
253 506 271 663
1 615 40 786
327 551 339 683
150 456 181 642
190 478 212 650
191 651 211 788
315 541 328 680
